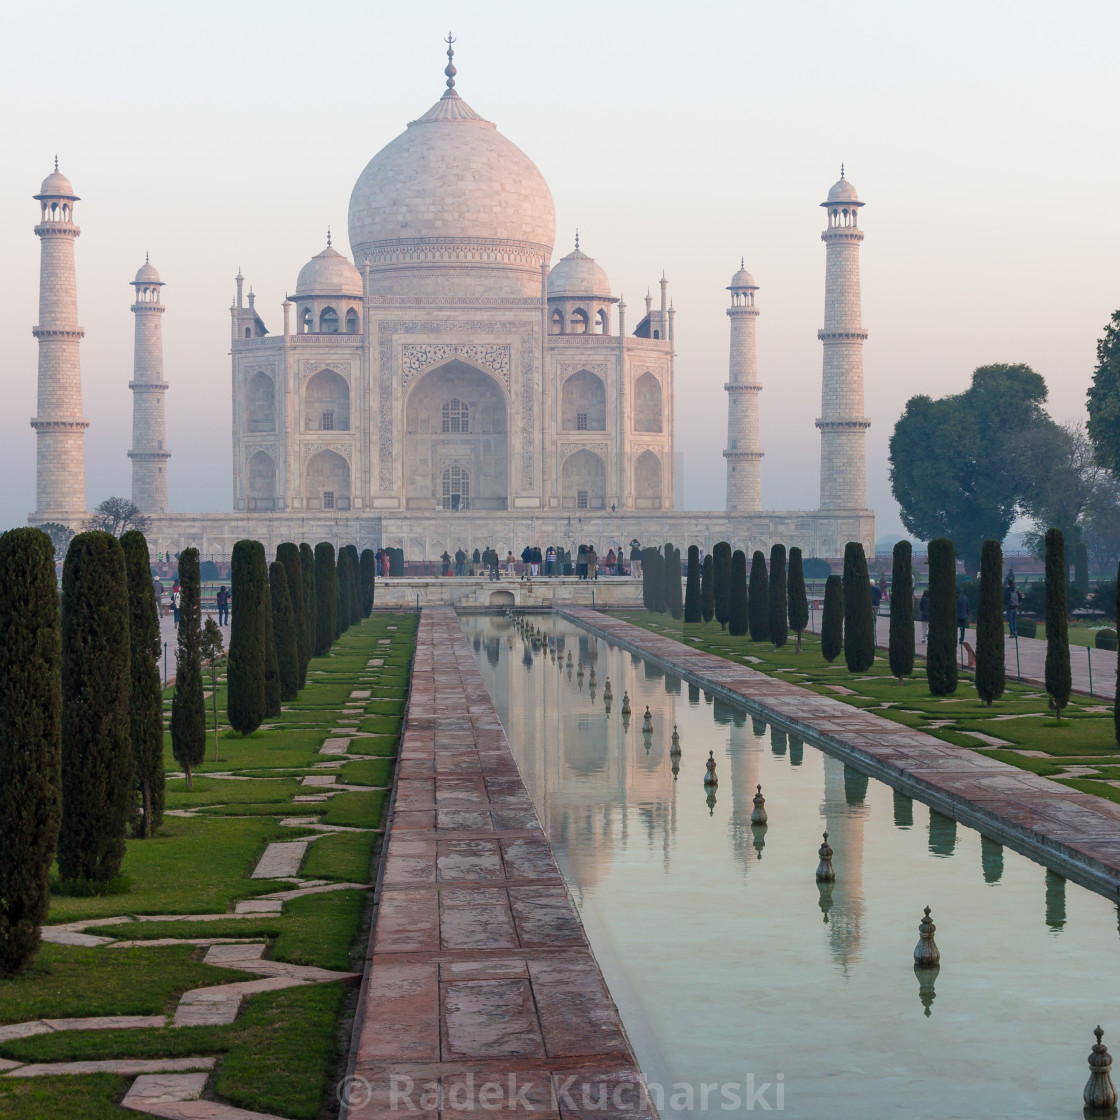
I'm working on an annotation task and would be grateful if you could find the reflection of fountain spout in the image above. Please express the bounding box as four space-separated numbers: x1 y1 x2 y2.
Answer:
817 878 833 921
706 787 717 816
621 711 631 733
914 962 940 1018
670 726 681 756
671 755 680 780
752 821 767 861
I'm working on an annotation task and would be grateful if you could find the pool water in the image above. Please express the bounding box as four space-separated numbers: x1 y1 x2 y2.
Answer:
462 614 1120 1119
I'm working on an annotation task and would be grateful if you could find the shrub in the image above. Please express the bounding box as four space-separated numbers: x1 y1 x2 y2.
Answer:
803 557 832 579
684 545 702 623
228 539 267 736
976 540 1006 706
1094 628 1117 651
389 548 404 577
926 538 958 696
820 575 843 662
121 531 164 835
888 541 915 682
360 548 376 617
701 554 715 623
748 551 769 641
768 544 788 648
729 550 748 636
0 528 61 975
842 542 875 672
276 543 308 690
1045 528 1071 720
58 531 133 884
1093 579 1117 622
299 543 317 672
787 547 809 652
1017 618 1037 639
269 561 299 702
171 548 207 789
713 542 732 629
314 543 338 655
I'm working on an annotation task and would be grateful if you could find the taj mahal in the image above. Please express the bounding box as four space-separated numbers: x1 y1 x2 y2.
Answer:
27 44 874 563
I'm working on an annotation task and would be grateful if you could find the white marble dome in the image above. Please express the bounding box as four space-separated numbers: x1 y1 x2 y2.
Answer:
348 88 555 297
728 264 756 289
134 258 162 285
295 244 362 297
36 166 78 200
548 247 611 299
826 176 861 204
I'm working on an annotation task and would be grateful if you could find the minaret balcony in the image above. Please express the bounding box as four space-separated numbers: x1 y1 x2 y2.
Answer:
815 417 871 430
817 329 868 342
128 381 169 391
32 327 85 340
722 449 764 459
724 382 762 392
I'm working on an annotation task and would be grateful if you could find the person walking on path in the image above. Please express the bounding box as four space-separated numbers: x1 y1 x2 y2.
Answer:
171 581 181 628
216 585 230 626
919 589 930 641
957 587 970 645
1004 575 1018 637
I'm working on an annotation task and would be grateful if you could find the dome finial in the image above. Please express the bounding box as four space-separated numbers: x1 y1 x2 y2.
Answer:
444 32 457 90
327 226 332 248
54 154 59 172
145 251 150 264
841 162 845 179
741 256 744 269
575 228 579 251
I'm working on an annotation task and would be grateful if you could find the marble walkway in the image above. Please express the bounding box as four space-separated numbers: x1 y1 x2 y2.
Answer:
564 608 1120 902
343 607 654 1120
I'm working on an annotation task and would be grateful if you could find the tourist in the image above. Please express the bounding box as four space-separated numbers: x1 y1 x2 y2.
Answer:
871 581 882 616
506 550 516 577
530 546 541 578
545 545 556 577
1005 576 1019 637
919 589 929 641
878 572 888 609
216 584 230 626
630 540 642 577
489 548 500 581
576 545 587 580
440 551 452 577
957 587 969 645
454 548 466 577
171 581 180 627
521 545 532 576
605 547 616 576
587 545 598 581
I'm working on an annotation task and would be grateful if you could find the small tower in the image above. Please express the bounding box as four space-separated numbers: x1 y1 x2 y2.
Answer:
128 255 170 513
724 261 763 512
30 160 89 526
816 167 870 510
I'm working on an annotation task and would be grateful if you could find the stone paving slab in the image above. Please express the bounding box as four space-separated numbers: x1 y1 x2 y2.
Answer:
565 608 1120 901
123 1071 289 1118
7 1056 216 1078
251 840 307 879
343 608 652 1119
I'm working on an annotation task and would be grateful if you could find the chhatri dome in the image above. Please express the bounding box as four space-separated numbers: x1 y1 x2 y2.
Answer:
547 237 613 299
825 166 862 205
347 38 555 298
295 235 362 297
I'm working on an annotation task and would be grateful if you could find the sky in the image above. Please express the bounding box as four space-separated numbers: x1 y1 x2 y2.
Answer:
2 0 1117 539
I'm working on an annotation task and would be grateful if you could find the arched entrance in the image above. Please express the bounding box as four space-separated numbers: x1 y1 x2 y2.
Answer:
247 450 276 510
634 450 662 509
561 449 606 510
404 359 508 510
305 449 351 510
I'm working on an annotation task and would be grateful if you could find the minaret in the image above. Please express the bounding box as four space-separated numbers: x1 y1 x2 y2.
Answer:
816 167 870 509
723 261 763 512
30 160 89 526
128 255 170 512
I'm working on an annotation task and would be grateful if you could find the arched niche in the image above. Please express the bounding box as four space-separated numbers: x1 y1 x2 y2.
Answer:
247 449 276 510
561 369 606 432
305 368 350 431
246 371 275 433
634 372 663 433
404 359 508 511
634 449 662 509
561 449 606 510
305 449 351 510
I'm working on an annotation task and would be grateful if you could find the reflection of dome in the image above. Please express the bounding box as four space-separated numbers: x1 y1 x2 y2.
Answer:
826 175 861 204
295 244 362 297
36 166 78 200
134 258 162 285
548 247 611 299
348 83 555 297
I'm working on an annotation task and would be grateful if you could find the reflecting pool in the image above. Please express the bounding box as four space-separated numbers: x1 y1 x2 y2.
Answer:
462 614 1120 1119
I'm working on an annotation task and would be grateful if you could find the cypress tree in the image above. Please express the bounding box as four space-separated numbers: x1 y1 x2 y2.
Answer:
820 575 843 662
277 543 308 690
926 537 958 696
641 547 654 611
713 542 732 630
1045 527 1072 721
299 542 317 670
666 544 683 619
270 561 299 702
228 539 267 735
748 551 769 641
729 549 748 636
976 539 1005 705
335 549 349 637
787 546 809 653
842 542 875 672
684 545 702 623
263 575 281 719
314 542 338 655
201 617 224 763
768 544 788 648
888 541 915 682
0 528 61 975
1115 563 1119 747
58 531 133 884
121 531 164 836
346 546 362 625
701 554 715 623
360 547 376 617
171 547 207 790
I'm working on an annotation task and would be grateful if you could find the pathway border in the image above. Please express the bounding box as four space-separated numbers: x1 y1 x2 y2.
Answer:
562 607 1120 903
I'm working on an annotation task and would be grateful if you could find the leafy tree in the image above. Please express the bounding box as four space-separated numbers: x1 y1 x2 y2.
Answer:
729 550 748 636
1087 307 1120 475
269 561 299 702
890 364 1061 574
299 543 317 672
0 528 61 975
926 538 958 696
360 548 376 617
39 521 75 557
684 545 702 623
713 542 732 629
701 554 715 623
201 617 224 762
277 543 308 690
1074 542 1089 595
842 542 875 672
1084 474 1120 574
787 547 809 652
1045 528 1071 721
888 541 914 682
748 551 769 641
58 531 133 884
820 575 843 662
976 540 1005 706
803 557 832 579
263 575 281 719
171 548 206 790
228 539 267 736
82 496 152 536
1020 422 1102 558
314 542 338 655
768 544 788 648
120 531 164 836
